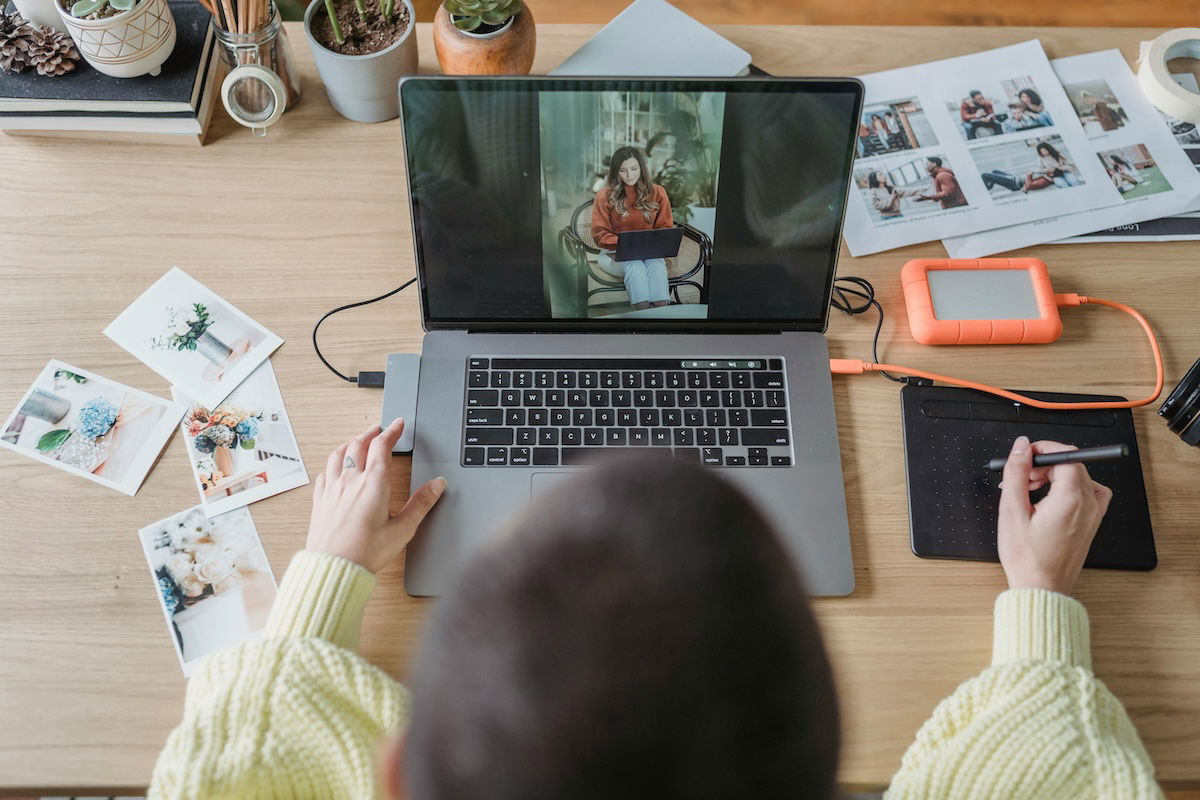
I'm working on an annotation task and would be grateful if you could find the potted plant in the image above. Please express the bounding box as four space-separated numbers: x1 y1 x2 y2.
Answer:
303 0 417 123
432 0 534 75
55 0 176 78
185 404 262 483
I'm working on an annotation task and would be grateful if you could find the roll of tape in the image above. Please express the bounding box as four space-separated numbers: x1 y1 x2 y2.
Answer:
1138 28 1200 124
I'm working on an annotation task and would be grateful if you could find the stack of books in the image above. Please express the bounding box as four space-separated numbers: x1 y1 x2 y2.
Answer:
0 0 220 144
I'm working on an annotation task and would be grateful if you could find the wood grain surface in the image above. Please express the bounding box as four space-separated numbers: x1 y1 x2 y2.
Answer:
1 23 1198 795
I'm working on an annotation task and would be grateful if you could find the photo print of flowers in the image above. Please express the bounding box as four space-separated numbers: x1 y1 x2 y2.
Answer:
104 267 284 410
0 360 184 495
139 505 277 676
172 360 308 517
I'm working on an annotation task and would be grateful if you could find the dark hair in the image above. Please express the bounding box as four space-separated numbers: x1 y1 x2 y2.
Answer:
969 89 983 97
603 146 659 221
1019 88 1043 107
1111 154 1130 168
406 458 841 800
867 170 893 192
926 156 943 167
1037 141 1064 162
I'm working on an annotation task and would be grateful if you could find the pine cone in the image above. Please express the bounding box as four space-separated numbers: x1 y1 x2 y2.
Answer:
27 25 79 77
0 12 34 74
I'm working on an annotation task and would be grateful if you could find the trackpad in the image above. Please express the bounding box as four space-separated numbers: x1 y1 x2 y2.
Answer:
531 472 575 502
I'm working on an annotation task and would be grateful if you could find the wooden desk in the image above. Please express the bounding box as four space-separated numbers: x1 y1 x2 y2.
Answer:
2 22 1198 796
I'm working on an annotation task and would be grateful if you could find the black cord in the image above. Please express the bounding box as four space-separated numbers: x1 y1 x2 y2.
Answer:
830 276 905 383
313 278 417 384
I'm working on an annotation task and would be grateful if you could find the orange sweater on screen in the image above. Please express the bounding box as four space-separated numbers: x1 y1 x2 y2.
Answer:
591 184 674 250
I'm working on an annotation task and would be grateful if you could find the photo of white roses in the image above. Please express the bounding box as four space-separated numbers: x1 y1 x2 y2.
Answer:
173 360 309 517
104 266 284 410
140 505 277 676
0 360 185 496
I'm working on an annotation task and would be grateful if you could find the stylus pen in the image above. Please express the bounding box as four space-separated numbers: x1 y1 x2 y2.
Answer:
984 444 1129 472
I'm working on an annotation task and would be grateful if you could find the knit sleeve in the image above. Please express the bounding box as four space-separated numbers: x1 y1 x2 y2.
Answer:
884 590 1162 800
266 550 376 650
656 184 674 228
591 189 618 249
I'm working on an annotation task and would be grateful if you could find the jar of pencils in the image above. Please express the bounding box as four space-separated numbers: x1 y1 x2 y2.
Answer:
211 0 302 136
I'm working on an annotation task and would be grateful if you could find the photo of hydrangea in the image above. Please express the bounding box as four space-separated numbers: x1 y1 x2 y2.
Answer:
0 360 185 495
139 505 277 676
172 360 308 517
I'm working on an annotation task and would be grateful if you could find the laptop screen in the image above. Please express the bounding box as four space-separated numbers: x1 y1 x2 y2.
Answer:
400 77 863 331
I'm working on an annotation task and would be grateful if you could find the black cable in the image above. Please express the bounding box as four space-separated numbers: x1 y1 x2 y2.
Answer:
830 276 905 383
313 278 417 384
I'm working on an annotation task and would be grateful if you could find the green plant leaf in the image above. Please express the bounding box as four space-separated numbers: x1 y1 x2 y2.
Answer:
54 370 87 384
36 429 72 451
70 0 105 15
110 0 135 10
480 9 507 23
454 14 481 29
240 438 256 450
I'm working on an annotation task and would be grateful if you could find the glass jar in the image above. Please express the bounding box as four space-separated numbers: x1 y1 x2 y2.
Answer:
214 2 301 136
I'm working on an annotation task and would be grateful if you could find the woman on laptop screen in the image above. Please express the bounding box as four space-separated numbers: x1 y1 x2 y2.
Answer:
591 146 674 310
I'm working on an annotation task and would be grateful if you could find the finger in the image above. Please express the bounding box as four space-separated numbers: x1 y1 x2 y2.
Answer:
1091 480 1113 513
343 424 382 476
1039 461 1089 511
367 417 405 472
327 441 351 481
388 476 448 546
1029 439 1080 455
315 471 326 494
999 436 1034 523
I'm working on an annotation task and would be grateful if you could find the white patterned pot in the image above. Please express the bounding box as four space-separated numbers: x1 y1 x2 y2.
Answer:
56 0 177 78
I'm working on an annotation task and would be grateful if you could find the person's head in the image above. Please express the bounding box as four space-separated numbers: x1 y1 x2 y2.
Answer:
925 156 943 173
885 111 895 118
603 146 659 221
1019 88 1043 108
969 90 984 102
870 113 884 127
868 169 892 190
396 458 841 800
1009 103 1025 118
1036 141 1062 161
1112 154 1129 168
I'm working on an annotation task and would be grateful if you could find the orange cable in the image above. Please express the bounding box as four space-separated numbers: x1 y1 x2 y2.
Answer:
830 295 1164 411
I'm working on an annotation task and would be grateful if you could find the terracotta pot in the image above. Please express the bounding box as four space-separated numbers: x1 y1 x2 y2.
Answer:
55 0 176 79
432 3 534 75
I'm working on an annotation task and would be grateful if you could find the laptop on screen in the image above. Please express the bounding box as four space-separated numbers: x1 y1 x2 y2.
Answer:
385 76 863 597
615 226 686 262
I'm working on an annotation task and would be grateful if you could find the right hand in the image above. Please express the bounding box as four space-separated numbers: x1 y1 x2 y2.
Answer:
997 436 1113 595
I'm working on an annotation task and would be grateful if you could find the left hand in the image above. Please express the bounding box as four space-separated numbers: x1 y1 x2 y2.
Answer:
306 419 446 573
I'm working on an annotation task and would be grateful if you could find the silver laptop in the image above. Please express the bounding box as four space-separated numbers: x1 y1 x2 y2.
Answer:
386 76 864 597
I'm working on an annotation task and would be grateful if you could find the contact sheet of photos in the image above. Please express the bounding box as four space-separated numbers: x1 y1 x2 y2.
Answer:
843 40 1121 256
944 50 1200 257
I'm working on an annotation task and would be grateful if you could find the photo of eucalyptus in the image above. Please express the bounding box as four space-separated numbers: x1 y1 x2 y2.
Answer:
104 267 284 410
0 360 185 495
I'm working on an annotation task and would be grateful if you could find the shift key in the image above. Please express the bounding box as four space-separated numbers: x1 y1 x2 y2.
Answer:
465 428 514 445
740 428 790 446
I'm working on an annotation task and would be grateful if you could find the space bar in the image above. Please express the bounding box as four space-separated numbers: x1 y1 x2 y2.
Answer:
561 447 675 465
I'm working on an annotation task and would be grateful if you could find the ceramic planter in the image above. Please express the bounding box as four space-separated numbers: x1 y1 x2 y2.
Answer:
12 0 63 31
303 0 418 124
55 0 177 79
432 3 534 75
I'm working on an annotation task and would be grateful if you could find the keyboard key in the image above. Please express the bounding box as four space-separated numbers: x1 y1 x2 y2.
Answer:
596 409 615 426
562 447 673 465
655 390 676 407
535 371 554 388
468 357 489 369
523 390 543 406
618 409 637 426
546 390 566 407
751 410 789 427
516 428 536 445
697 428 716 446
688 372 707 388
490 371 511 388
767 391 786 408
573 409 593 426
684 409 704 426
662 409 682 426
748 448 768 466
607 429 627 445
622 372 642 388
706 409 726 427
634 390 654 407
673 447 700 462
533 448 559 466
529 409 549 426
579 371 598 388
463 447 485 466
741 428 790 446
513 371 532 388
645 372 663 388
510 447 531 466
556 371 576 388
673 428 694 446
465 428 514 445
732 372 750 388
710 372 729 388
640 409 660 427
539 429 559 445
719 428 738 446
567 390 588 407
722 390 742 407
629 428 649 445
729 409 748 427
486 447 508 465
753 372 785 389
590 390 610 406
702 447 723 465
611 390 631 407
467 390 498 407
500 390 520 406
743 391 764 408
550 409 570 426
601 371 620 388
769 358 783 370
583 428 604 445
771 456 792 466
667 371 685 388
678 390 697 407
725 456 746 466
505 409 526 426
562 428 581 446
468 371 489 388
466 409 503 425
651 428 671 446
700 391 719 407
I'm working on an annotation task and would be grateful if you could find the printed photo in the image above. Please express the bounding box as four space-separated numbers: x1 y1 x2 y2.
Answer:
105 267 284 410
947 77 1053 142
971 135 1085 197
539 89 724 320
172 360 307 518
1063 78 1127 135
856 97 937 158
854 154 968 223
1161 73 1200 152
139 505 276 676
1097 144 1173 200
0 360 184 496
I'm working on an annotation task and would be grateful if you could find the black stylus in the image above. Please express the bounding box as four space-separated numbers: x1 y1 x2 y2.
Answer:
984 444 1129 472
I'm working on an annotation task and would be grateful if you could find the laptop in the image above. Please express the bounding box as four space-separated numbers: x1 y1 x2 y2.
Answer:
614 226 686 262
386 76 864 597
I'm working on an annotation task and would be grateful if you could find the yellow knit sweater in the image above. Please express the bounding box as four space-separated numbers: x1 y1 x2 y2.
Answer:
148 551 1162 799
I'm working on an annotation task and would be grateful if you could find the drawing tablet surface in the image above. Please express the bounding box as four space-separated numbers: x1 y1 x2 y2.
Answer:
901 384 1156 570
614 227 685 261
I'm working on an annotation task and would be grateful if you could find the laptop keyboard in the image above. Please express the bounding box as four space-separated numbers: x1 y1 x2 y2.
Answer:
461 357 792 467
